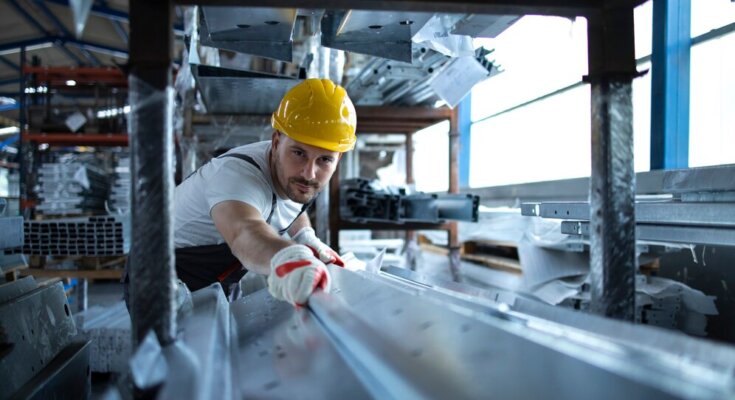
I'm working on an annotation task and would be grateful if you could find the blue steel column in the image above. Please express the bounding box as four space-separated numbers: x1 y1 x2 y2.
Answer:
458 94 472 188
587 5 638 321
650 0 690 170
128 0 176 346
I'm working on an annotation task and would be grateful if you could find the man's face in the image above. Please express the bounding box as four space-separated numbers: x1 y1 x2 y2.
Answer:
271 132 341 204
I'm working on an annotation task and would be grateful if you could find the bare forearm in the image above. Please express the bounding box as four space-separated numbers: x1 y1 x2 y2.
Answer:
229 220 291 275
287 212 311 237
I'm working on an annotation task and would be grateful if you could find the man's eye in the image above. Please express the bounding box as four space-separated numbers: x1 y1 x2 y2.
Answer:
293 150 304 157
320 157 334 164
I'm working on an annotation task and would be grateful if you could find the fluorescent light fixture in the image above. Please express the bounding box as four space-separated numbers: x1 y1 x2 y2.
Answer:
38 143 50 150
66 80 77 86
24 86 48 94
96 105 130 119
0 127 20 135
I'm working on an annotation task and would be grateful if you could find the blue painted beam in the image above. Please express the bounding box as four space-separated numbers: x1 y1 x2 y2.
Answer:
0 37 127 59
112 20 128 44
650 0 690 170
0 78 22 87
44 0 185 35
8 0 84 66
34 0 102 66
0 103 20 112
0 56 20 71
458 94 472 188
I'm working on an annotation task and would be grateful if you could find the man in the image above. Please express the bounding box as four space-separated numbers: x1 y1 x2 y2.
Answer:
173 78 356 305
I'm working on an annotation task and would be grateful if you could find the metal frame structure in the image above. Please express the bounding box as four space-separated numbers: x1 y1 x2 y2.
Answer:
327 106 463 281
126 0 644 345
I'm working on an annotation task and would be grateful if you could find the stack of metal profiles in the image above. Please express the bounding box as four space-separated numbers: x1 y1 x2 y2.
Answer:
36 162 110 215
0 276 91 399
108 156 130 213
131 265 735 399
341 178 479 224
4 215 130 256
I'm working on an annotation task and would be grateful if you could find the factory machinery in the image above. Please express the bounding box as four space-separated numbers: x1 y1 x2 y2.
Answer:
115 264 735 400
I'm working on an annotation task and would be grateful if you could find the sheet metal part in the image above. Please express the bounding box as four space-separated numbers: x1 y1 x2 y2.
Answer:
0 282 78 399
380 265 735 381
199 7 297 62
522 201 735 227
321 10 433 63
9 341 91 400
450 14 521 37
230 289 373 399
192 64 301 115
561 220 735 247
303 266 735 399
0 276 37 304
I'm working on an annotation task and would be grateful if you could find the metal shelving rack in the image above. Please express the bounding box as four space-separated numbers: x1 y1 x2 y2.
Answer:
327 105 463 280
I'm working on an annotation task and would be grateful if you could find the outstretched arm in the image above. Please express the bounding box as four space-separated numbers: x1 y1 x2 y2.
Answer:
211 200 291 275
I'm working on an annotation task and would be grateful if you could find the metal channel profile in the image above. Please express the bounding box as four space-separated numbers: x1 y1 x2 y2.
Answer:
321 10 433 63
9 341 91 400
561 220 735 247
200 7 297 62
302 267 735 399
380 265 735 376
523 201 735 227
192 64 301 115
230 289 372 399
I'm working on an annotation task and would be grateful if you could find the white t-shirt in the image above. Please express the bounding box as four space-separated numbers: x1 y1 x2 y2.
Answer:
174 141 303 248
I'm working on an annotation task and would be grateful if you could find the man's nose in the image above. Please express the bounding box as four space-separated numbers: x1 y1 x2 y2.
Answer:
301 160 316 180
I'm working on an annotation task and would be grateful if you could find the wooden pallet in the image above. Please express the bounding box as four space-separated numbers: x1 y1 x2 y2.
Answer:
20 268 124 280
419 242 522 275
3 263 29 281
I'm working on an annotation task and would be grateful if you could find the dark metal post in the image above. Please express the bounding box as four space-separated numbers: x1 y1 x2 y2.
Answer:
18 46 26 211
587 6 638 321
128 0 176 346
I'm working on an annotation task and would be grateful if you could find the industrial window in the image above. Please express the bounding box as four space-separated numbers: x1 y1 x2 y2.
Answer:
468 6 653 188
688 0 735 167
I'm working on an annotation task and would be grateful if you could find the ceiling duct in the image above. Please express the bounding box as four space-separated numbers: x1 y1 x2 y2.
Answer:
199 7 298 62
321 10 434 63
192 65 302 115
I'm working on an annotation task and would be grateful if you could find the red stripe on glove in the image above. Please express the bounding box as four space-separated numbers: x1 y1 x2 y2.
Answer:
275 260 312 277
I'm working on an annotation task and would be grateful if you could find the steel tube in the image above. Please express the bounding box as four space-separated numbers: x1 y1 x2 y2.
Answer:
587 5 637 320
128 0 176 346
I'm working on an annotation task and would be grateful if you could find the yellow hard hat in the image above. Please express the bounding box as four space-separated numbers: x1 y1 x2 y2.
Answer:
272 78 357 152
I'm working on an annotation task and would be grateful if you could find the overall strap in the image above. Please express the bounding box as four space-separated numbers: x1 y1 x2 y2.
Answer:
218 153 278 224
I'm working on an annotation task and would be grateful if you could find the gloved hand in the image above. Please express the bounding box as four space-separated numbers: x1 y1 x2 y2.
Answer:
292 227 345 267
268 244 331 306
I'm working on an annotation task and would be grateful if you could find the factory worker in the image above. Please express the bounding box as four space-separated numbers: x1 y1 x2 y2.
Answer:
172 78 356 305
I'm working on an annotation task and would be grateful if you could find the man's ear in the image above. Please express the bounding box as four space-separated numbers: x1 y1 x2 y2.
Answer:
271 130 280 149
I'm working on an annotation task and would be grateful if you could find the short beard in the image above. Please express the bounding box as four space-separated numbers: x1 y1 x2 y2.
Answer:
271 150 320 204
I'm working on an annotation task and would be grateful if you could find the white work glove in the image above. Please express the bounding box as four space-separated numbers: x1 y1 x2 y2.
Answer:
268 244 331 306
292 227 345 267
